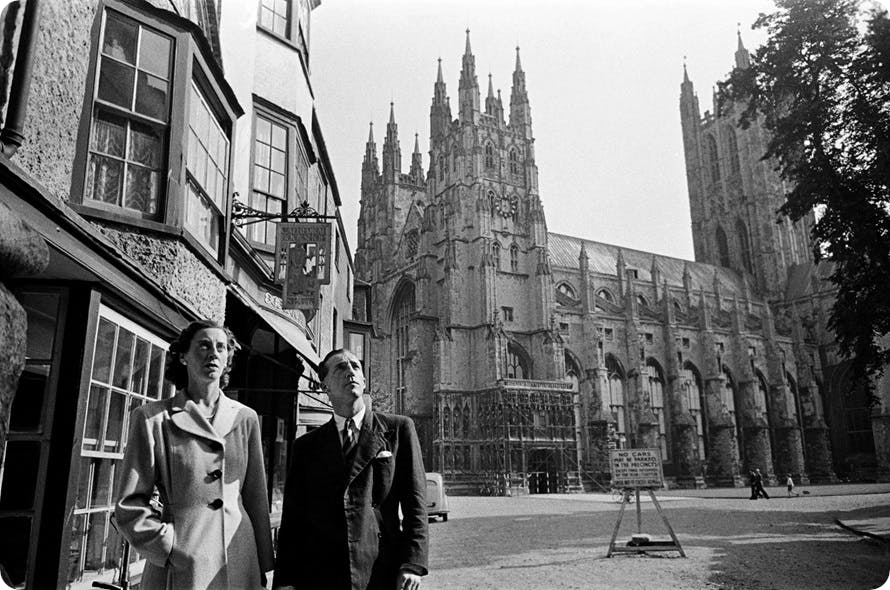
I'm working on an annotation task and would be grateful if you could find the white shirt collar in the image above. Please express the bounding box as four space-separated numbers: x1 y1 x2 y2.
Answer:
332 405 365 433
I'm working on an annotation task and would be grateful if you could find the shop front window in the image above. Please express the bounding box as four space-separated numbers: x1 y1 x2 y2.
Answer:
68 306 170 588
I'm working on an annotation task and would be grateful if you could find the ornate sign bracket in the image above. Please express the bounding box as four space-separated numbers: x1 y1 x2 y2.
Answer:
231 194 338 226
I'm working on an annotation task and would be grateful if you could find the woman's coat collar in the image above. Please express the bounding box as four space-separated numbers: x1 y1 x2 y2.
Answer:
168 389 239 446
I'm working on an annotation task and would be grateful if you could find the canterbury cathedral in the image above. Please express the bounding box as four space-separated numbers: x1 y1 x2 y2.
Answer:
354 31 890 493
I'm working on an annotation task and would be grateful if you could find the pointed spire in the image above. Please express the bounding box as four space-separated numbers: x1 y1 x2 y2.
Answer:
459 29 480 122
683 59 690 84
735 28 751 69
410 132 424 183
382 102 401 181
487 73 494 98
437 57 443 83
509 45 531 136
367 121 374 143
515 45 522 72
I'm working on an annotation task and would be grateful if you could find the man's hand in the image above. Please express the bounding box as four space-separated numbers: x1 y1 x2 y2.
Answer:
396 570 422 590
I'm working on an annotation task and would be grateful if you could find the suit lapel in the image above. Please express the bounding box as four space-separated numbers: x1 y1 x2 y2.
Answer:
168 390 225 447
212 393 239 438
346 411 387 485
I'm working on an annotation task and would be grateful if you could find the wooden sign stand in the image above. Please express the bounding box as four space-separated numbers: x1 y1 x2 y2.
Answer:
606 487 685 557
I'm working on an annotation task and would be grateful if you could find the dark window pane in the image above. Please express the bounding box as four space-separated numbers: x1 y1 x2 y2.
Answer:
131 338 150 396
97 56 135 109
112 328 135 390
90 458 115 507
147 345 165 398
9 365 48 432
86 155 124 206
75 456 91 510
0 441 40 509
92 318 116 383
67 513 87 583
91 110 127 157
83 385 108 451
0 516 30 586
135 72 169 121
23 292 60 360
84 511 109 571
124 166 159 214
104 392 127 453
138 28 171 79
128 121 162 167
102 13 137 64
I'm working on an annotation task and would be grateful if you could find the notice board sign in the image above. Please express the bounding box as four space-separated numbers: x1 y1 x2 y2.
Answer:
609 448 664 488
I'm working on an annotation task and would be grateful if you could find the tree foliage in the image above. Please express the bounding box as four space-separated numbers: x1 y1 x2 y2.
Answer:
719 0 890 399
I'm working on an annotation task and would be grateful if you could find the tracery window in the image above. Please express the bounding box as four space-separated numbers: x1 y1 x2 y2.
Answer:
484 143 494 169
392 283 415 413
706 133 720 184
726 126 740 176
716 225 731 268
647 359 668 460
682 362 706 460
505 343 529 379
737 218 753 274
606 355 626 440
510 244 519 272
509 147 518 174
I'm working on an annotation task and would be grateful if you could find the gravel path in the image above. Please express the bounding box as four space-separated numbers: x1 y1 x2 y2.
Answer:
423 489 890 590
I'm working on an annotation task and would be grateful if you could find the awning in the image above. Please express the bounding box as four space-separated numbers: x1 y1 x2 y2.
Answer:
227 284 320 374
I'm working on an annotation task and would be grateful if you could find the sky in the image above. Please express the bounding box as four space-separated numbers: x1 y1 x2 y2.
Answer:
309 0 776 262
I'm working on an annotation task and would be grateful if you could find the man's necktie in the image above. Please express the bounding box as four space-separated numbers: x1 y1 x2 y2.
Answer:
343 420 357 455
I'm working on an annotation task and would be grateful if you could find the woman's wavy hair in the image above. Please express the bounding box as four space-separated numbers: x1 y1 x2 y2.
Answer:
164 320 240 390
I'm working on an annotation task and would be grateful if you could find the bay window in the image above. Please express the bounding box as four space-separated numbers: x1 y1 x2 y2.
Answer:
76 3 240 266
85 11 172 216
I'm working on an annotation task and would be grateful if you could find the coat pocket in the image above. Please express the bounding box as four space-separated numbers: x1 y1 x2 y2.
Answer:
371 456 394 505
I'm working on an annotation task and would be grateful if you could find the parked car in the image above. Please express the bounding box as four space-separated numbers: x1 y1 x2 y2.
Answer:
425 472 449 522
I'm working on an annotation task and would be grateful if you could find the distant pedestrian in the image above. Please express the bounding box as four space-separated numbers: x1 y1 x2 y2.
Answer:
754 468 770 499
749 470 759 500
786 474 800 497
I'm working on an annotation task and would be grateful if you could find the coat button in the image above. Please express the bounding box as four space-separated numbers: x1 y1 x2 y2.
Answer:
208 498 224 510
208 469 223 481
377 532 383 539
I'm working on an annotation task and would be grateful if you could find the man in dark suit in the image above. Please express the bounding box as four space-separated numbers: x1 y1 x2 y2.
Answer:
274 349 429 590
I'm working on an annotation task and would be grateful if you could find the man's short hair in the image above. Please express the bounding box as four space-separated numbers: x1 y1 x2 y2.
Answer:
318 348 352 382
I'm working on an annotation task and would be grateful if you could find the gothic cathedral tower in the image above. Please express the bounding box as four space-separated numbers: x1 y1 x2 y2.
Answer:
680 33 814 299
357 32 576 491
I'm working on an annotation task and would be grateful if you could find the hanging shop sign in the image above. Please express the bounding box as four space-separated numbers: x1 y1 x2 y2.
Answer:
276 222 331 311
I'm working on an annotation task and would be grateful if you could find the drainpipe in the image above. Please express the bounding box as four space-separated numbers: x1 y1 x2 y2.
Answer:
1 0 41 157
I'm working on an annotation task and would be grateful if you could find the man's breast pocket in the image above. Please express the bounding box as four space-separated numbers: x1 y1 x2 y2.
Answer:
371 455 394 504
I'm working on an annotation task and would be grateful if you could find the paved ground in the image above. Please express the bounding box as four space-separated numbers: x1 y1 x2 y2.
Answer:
423 484 890 590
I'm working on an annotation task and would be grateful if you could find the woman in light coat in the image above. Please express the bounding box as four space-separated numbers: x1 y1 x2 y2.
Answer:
116 320 274 589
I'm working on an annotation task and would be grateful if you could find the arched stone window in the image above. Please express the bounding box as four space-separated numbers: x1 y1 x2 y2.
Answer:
492 241 501 270
438 155 444 180
737 218 754 274
452 149 458 172
726 126 741 176
564 351 581 390
484 143 495 169
452 406 461 437
754 370 769 417
597 288 614 303
785 371 800 423
557 282 576 300
509 147 518 174
392 282 415 413
443 405 451 438
636 293 648 308
721 367 737 427
505 342 530 379
509 244 519 272
716 225 731 268
706 133 720 184
646 358 669 460
673 298 684 316
462 404 471 437
682 362 707 460
606 355 627 442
